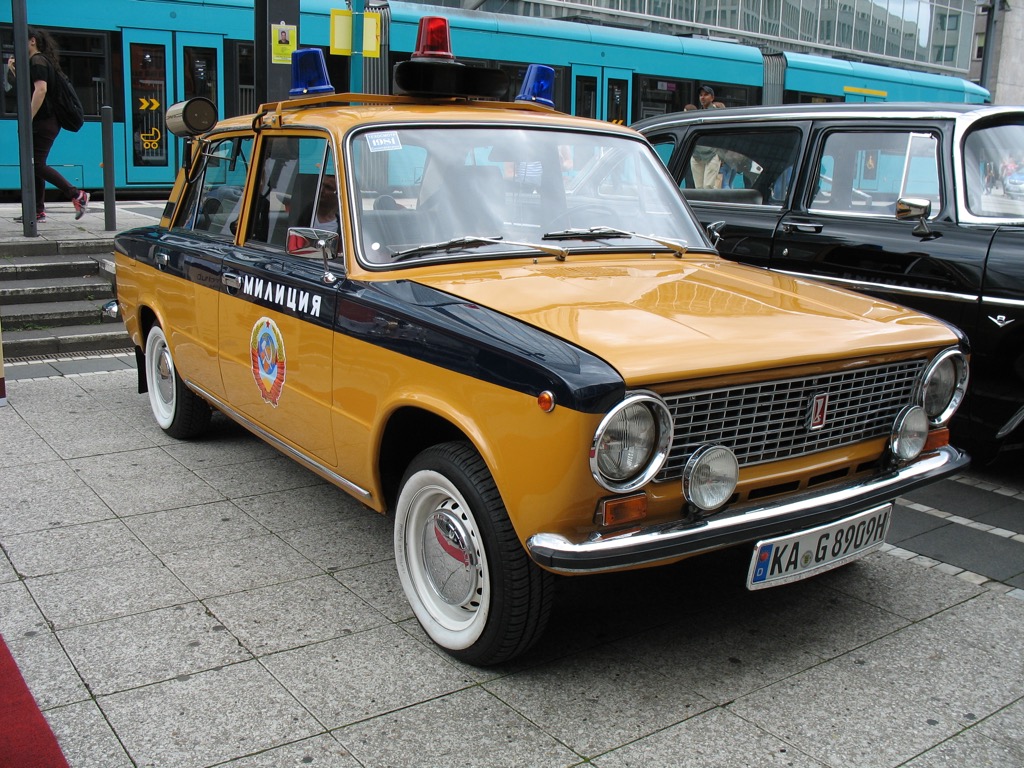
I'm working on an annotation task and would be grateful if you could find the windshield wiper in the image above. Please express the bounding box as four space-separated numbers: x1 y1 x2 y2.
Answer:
542 226 689 256
390 235 568 262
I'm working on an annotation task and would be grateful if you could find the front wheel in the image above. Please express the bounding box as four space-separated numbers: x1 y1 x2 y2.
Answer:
394 442 553 666
144 324 211 439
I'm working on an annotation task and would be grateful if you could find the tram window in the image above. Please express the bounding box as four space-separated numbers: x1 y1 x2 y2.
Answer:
184 47 218 106
1 28 110 119
608 78 628 124
576 76 598 119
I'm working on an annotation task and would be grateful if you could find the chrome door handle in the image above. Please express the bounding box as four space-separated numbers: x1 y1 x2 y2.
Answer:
222 272 241 289
782 222 823 234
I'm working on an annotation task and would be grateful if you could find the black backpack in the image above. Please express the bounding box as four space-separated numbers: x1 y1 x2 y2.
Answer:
52 68 84 132
34 54 84 132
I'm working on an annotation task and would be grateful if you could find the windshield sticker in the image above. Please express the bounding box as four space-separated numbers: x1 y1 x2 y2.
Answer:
366 131 402 152
251 317 287 406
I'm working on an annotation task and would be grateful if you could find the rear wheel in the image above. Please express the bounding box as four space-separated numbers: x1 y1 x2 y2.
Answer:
144 324 211 439
394 441 553 666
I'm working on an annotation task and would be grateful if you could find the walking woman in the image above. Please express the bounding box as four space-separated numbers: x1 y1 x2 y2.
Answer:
5 27 89 222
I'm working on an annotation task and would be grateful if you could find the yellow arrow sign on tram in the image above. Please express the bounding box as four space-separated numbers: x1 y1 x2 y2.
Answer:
138 97 161 111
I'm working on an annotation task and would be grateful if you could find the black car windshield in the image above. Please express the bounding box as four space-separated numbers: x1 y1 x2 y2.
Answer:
347 126 706 266
963 121 1024 220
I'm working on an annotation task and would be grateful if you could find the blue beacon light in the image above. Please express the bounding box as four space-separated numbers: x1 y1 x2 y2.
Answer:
515 64 555 108
289 48 335 98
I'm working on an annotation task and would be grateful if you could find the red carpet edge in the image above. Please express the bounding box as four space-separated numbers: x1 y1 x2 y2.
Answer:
0 632 70 768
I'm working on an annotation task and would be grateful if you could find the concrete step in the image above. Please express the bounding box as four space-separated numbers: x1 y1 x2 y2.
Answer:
0 275 115 306
1 323 131 359
1 299 121 329
0 254 101 280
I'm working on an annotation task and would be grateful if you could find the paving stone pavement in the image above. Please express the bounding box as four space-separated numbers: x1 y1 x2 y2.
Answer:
1 362 1023 768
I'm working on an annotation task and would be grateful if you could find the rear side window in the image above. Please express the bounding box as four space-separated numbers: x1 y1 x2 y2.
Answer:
810 130 940 217
680 129 801 206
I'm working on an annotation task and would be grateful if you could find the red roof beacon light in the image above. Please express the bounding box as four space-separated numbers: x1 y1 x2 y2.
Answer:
412 16 456 60
393 16 509 100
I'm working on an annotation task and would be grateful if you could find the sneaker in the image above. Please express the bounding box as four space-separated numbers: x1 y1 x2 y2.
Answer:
14 211 46 222
73 191 90 220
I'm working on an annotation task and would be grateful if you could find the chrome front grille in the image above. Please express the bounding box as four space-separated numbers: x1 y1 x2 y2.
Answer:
656 359 927 481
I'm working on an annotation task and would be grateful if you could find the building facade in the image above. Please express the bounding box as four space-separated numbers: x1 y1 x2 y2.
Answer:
456 0 1020 101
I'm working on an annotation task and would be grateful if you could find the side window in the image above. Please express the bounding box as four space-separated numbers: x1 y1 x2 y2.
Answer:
643 133 678 167
682 129 801 205
177 135 252 238
811 130 940 217
248 135 329 248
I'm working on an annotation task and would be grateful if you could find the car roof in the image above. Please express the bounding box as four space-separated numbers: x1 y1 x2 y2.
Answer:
210 93 641 138
633 102 1021 132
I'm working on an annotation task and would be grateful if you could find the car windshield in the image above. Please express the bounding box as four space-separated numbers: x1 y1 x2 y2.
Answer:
347 126 706 265
963 121 1024 220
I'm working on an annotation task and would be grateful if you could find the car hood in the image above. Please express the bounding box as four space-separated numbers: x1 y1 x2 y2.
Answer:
410 257 957 386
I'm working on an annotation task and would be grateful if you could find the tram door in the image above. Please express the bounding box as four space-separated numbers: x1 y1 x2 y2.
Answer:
571 65 631 124
122 30 223 185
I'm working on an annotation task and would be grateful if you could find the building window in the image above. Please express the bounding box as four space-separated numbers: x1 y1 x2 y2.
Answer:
938 13 960 31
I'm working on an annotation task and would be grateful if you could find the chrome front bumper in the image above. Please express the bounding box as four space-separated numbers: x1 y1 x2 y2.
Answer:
526 445 969 574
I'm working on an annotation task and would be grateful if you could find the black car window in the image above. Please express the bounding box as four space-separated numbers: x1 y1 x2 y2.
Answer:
644 133 677 167
247 135 330 248
176 135 251 238
962 121 1024 218
810 130 940 217
680 129 801 206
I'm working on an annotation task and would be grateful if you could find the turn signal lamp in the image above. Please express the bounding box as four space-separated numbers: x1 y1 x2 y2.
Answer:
515 64 555 108
413 16 456 60
595 494 648 527
289 48 334 98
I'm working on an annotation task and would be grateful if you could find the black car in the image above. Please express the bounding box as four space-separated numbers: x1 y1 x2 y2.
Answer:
635 103 1024 457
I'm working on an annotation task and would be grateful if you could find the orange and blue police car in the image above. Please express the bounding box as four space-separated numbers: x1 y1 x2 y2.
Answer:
110 18 970 665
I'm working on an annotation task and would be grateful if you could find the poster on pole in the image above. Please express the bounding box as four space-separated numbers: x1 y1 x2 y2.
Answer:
272 23 297 64
330 10 381 57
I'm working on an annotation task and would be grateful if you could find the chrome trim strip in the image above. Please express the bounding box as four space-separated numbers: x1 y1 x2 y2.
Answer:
187 383 373 502
997 405 1024 440
776 270 977 304
982 295 1024 309
527 444 967 573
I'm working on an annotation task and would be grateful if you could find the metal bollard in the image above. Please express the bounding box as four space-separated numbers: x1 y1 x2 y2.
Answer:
102 105 117 231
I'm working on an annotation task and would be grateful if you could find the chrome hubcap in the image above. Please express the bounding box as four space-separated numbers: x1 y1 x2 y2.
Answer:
421 501 477 606
156 347 174 405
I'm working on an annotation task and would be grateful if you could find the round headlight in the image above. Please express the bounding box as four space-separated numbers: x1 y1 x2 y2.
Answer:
891 405 929 462
682 444 739 512
919 349 969 426
591 393 672 493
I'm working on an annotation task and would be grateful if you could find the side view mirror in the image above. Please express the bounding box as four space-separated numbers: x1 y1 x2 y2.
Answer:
706 220 725 247
896 197 941 241
287 227 341 284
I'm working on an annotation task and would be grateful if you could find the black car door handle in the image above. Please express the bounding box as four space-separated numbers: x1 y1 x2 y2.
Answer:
782 222 823 234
